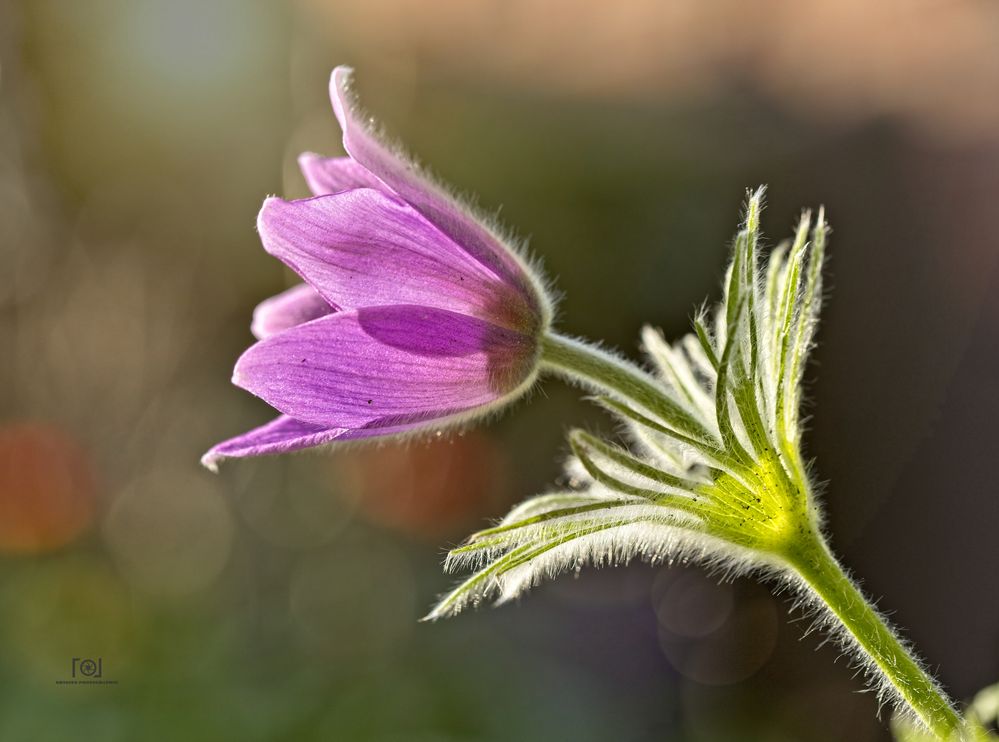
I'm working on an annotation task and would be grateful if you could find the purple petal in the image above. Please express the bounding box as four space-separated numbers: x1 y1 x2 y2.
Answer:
251 283 334 340
298 153 389 197
201 411 469 469
257 189 528 323
232 305 538 430
201 415 346 470
329 67 544 319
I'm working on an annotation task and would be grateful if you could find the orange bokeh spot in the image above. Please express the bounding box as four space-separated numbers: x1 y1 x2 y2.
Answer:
331 431 509 539
0 422 98 554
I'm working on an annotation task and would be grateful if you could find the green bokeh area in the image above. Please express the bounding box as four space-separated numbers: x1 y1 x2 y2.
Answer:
1 1 997 740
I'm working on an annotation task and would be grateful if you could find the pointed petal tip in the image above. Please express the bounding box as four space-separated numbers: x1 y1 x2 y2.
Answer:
330 65 354 91
248 316 268 342
329 66 355 130
230 356 253 393
296 153 388 197
256 196 284 236
250 284 334 340
259 194 284 212
200 416 355 471
200 450 221 473
296 152 322 178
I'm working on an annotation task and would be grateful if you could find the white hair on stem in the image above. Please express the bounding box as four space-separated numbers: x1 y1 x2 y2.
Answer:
429 189 965 738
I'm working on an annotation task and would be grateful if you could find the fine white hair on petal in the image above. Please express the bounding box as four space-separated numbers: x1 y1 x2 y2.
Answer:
330 66 558 329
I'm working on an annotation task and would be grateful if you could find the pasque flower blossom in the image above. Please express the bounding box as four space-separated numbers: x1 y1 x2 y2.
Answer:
206 68 983 738
203 67 552 470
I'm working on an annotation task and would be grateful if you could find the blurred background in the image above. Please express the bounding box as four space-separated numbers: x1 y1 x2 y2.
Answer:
1 1 997 739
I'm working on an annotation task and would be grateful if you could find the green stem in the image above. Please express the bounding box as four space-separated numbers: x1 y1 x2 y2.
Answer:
786 532 962 739
539 332 711 441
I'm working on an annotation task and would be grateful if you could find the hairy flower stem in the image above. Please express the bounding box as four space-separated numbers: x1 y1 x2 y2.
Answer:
539 330 961 739
539 332 711 441
786 534 962 739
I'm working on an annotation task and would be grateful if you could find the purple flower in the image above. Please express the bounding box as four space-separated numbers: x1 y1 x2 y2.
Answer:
203 67 551 470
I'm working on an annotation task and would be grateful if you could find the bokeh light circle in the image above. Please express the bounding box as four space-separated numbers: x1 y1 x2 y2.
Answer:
103 471 234 597
0 421 98 554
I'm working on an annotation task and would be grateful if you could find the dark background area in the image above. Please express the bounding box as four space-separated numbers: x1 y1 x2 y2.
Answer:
0 1 997 739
